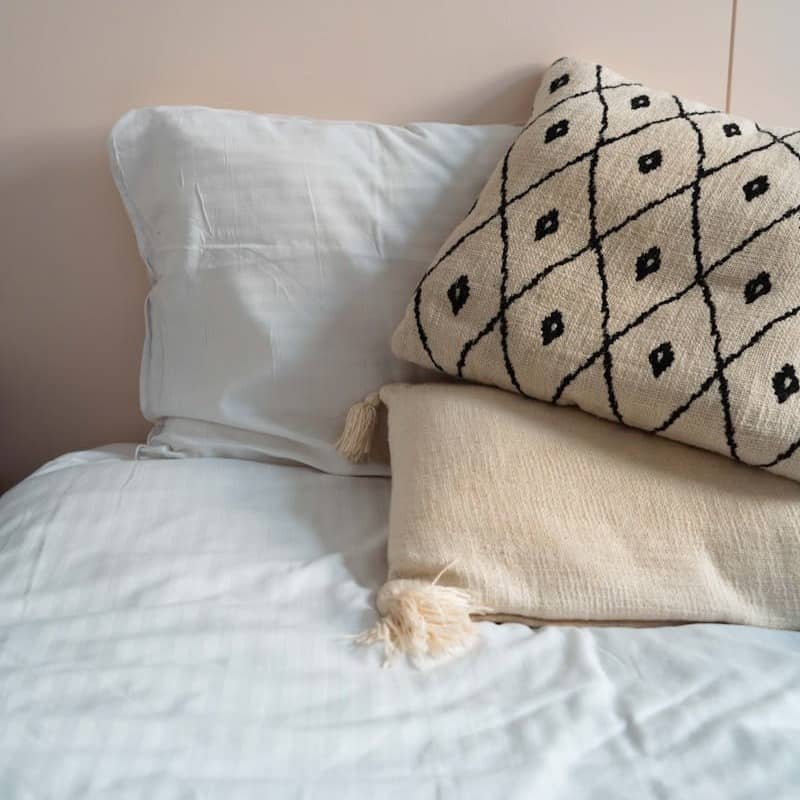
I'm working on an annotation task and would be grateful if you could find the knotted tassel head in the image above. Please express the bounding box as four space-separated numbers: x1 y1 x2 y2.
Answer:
336 391 382 462
357 570 482 664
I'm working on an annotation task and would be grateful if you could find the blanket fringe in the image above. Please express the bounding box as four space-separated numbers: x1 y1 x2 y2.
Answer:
336 391 381 462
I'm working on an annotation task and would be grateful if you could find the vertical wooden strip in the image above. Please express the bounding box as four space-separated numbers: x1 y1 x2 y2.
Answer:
726 0 738 112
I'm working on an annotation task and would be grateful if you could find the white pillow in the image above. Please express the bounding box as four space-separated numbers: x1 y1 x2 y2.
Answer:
109 107 517 473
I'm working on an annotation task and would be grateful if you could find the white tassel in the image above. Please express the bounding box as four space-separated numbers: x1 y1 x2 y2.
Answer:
357 565 481 664
336 391 382 462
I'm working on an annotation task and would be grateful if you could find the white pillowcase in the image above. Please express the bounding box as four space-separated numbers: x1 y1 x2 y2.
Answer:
109 107 517 473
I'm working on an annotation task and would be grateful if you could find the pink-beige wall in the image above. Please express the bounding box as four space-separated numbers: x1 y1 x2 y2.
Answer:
1 0 797 490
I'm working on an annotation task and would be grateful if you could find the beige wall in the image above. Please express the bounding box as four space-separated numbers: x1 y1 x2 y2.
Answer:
729 0 800 125
1 0 795 490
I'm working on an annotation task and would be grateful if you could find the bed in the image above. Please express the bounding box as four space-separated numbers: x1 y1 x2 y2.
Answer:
1 446 799 798
5 27 800 795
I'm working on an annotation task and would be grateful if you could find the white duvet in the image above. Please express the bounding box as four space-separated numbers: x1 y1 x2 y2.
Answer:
1 449 799 799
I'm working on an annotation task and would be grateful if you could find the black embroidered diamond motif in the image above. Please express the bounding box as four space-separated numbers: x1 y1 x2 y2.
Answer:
723 122 741 138
743 174 770 201
744 271 772 304
773 363 800 404
410 61 800 480
541 309 564 346
535 208 559 240
649 341 674 378
544 119 569 144
631 94 650 109
638 149 662 174
635 246 661 281
446 274 470 316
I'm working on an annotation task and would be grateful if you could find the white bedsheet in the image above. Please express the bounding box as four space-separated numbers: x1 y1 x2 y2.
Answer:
1 450 798 799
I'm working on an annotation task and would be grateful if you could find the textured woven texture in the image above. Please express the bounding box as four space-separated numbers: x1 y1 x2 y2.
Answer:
392 57 800 481
381 382 800 628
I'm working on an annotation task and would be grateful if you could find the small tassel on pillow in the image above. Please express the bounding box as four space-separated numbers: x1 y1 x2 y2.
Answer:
336 391 382 462
357 564 484 664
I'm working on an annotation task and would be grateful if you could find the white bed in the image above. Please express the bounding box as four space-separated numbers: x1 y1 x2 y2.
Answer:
1 448 799 799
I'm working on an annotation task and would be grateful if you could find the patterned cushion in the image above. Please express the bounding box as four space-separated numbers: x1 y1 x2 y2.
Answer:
391 57 800 481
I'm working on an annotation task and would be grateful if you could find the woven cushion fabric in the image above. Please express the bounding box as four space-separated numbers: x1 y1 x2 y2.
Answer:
391 57 800 481
380 382 800 629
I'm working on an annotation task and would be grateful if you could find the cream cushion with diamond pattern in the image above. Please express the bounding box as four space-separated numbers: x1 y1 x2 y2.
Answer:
392 57 800 481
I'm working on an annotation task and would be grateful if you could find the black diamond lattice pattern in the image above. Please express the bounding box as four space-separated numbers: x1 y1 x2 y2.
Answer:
411 62 800 473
